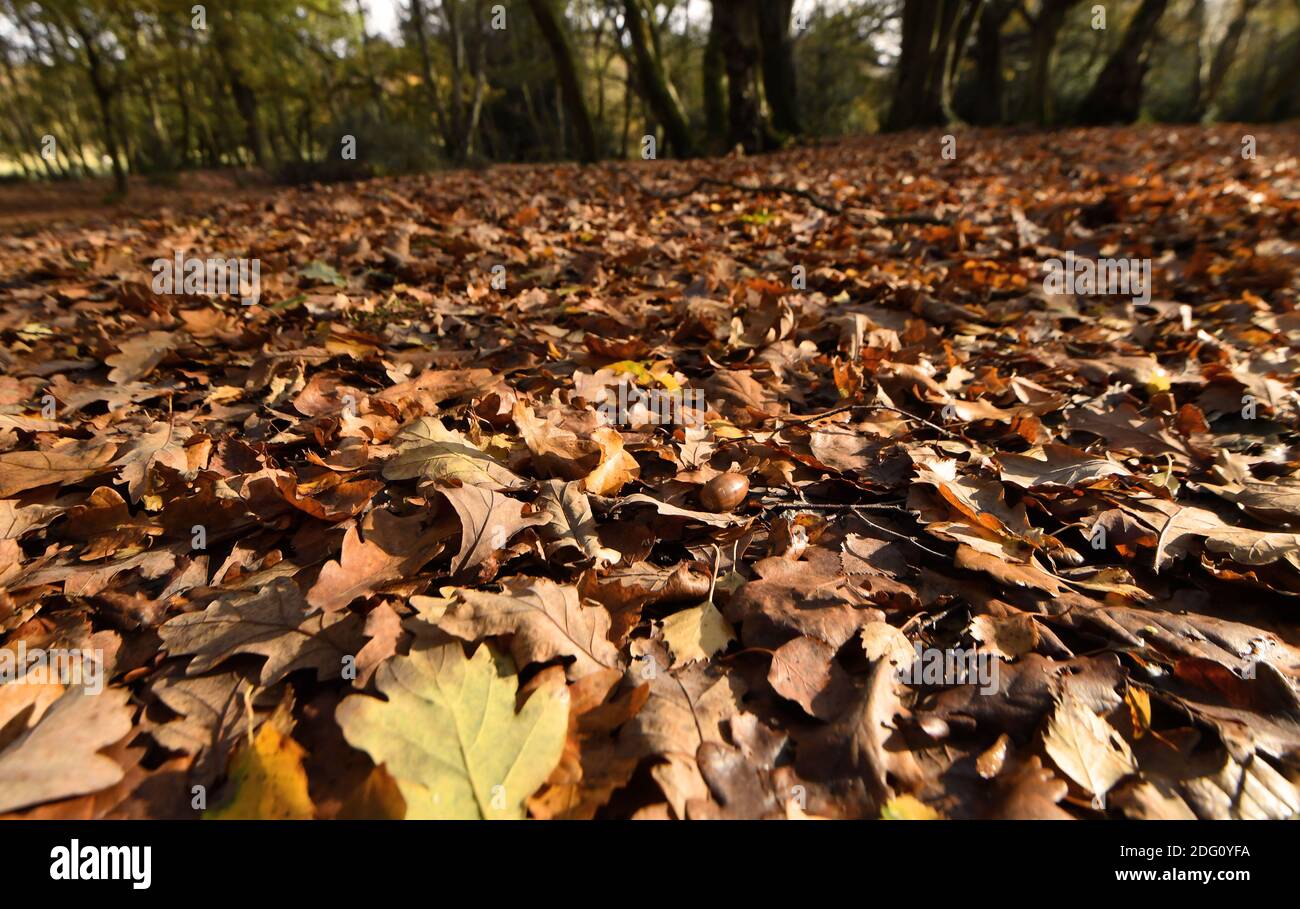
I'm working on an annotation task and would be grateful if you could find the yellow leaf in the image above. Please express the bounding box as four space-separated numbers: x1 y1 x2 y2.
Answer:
325 335 378 360
881 795 942 819
607 360 652 383
662 601 734 668
583 427 639 496
1125 685 1151 739
336 644 569 819
1145 366 1171 394
648 367 681 393
205 723 315 820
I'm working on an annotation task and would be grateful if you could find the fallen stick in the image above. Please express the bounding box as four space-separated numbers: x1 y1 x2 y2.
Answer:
628 175 952 226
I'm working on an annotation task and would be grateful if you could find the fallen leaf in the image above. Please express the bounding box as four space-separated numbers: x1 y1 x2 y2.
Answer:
205 721 315 820
1043 691 1136 803
0 687 132 814
435 577 620 679
336 644 569 819
661 600 735 668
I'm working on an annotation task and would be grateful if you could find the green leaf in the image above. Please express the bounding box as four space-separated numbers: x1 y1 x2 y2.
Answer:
881 794 941 820
298 261 346 287
336 644 568 819
270 293 307 312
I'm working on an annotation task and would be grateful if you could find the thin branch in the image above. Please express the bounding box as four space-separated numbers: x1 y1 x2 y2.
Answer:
872 403 968 440
851 509 951 560
627 174 952 226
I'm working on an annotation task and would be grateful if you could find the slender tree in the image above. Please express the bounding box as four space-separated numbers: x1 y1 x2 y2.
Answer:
970 0 1014 125
886 0 979 130
702 9 727 152
210 2 267 167
52 4 129 192
712 0 767 151
527 0 599 162
1076 0 1171 124
755 0 801 137
619 0 697 156
1018 0 1084 125
1194 0 1260 121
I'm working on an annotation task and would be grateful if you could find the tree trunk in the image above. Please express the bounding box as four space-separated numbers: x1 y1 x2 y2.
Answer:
1187 0 1205 122
620 66 634 158
1195 0 1259 121
69 22 128 193
527 0 599 162
1022 0 1080 126
712 0 774 152
1076 0 1171 124
211 6 266 167
702 11 727 153
408 0 450 154
971 0 1012 125
443 0 469 160
354 0 388 117
465 5 488 159
755 0 800 137
621 0 697 157
927 0 974 123
1257 27 1300 119
946 0 982 94
886 0 976 130
888 0 939 130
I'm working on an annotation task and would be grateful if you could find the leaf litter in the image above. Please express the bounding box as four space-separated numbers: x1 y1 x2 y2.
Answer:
0 127 1299 819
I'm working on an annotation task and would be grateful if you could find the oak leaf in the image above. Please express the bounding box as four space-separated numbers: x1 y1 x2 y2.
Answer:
439 484 547 576
336 644 568 819
160 578 365 685
383 417 523 488
436 577 619 679
1042 691 1136 803
0 687 132 814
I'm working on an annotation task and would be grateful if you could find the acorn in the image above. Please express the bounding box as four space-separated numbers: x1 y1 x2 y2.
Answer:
700 472 749 513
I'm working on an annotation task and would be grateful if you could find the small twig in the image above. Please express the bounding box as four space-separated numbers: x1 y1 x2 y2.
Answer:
707 544 720 606
766 402 964 439
637 175 846 214
872 403 967 440
760 500 907 512
243 687 256 748
901 607 957 636
851 508 951 560
875 212 952 226
767 404 860 427
629 175 952 226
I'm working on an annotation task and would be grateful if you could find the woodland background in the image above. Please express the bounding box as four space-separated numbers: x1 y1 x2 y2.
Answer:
1 0 1299 195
